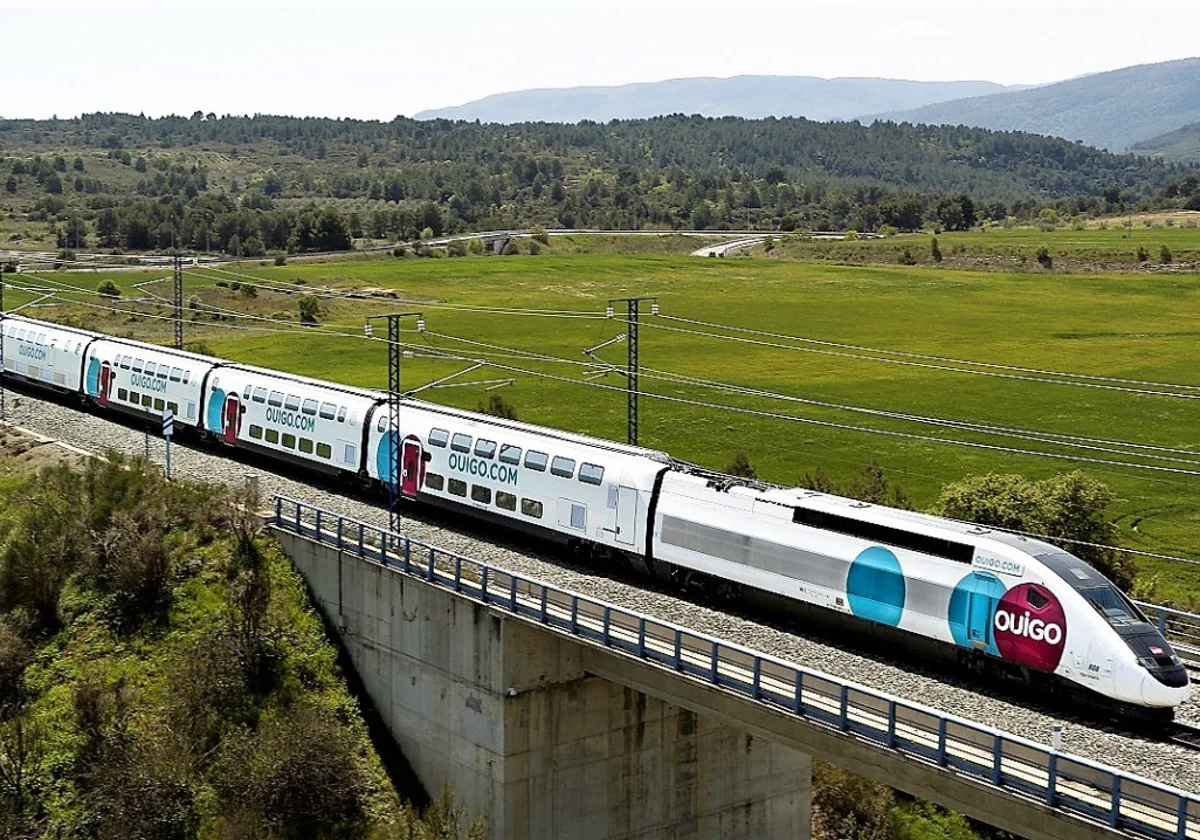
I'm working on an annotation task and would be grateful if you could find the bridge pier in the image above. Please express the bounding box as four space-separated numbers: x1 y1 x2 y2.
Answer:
278 530 812 839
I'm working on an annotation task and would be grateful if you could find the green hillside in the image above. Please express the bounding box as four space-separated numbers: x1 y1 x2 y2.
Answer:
0 112 1189 254
879 58 1200 152
1133 120 1200 162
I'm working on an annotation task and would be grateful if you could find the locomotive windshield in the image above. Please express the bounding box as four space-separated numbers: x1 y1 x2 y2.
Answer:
1038 551 1150 627
1080 586 1145 627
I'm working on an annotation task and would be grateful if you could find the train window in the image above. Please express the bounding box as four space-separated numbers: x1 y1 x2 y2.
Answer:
376 414 388 433
144 362 156 376
141 395 153 408
265 429 279 444
167 402 178 415
428 428 449 448
424 473 445 491
316 442 332 459
299 438 314 454
318 402 337 420
117 388 128 401
496 491 517 512
249 425 263 440
474 439 496 459
551 457 576 479
284 395 301 411
451 433 471 453
119 356 131 370
282 433 296 449
524 451 548 471
579 464 604 485
170 368 183 382
157 368 169 380
37 333 46 344
348 412 359 427
337 406 347 422
242 385 252 399
252 388 267 403
132 359 144 372
1026 588 1049 609
521 498 543 519
448 478 467 497
301 399 318 416
130 391 140 403
183 371 191 384
499 444 521 465
154 398 165 411
268 392 284 407
792 507 975 564
471 485 492 504
209 377 220 391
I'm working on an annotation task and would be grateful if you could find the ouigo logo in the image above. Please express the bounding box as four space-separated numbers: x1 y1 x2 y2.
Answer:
993 584 1066 672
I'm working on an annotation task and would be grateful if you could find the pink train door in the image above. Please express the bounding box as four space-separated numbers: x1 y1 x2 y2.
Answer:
223 394 241 444
401 437 422 498
98 362 112 407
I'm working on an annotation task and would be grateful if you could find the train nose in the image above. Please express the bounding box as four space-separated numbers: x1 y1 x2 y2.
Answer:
1142 669 1191 707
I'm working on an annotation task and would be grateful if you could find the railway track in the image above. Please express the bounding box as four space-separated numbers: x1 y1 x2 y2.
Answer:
4 382 1200 795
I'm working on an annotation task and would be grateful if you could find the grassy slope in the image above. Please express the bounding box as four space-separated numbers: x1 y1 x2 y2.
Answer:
13 243 1200 603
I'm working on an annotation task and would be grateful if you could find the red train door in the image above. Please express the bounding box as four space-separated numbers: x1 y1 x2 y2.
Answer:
400 437 422 498
223 395 240 444
98 362 111 407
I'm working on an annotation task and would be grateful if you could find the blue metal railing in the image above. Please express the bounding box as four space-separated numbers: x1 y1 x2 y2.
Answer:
272 496 1200 840
1137 601 1200 668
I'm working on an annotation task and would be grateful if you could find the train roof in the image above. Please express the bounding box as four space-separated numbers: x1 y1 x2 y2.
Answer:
218 363 386 404
4 313 103 341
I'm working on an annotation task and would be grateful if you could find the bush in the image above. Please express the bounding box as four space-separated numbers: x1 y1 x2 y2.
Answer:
477 393 519 420
1035 246 1052 268
239 283 257 299
298 295 323 324
392 245 408 258
1136 245 1149 262
527 239 542 255
930 237 942 263
897 248 917 266
726 451 758 479
447 239 468 258
530 225 550 245
1160 244 1173 264
273 252 286 266
97 279 121 298
468 237 485 255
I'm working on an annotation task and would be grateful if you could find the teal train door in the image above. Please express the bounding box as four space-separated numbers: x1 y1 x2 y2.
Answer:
949 571 1005 655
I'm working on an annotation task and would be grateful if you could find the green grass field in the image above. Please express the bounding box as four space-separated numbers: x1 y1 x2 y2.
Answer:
9 249 1200 603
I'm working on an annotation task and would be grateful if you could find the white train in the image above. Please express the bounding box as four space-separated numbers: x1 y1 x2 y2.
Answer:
1 313 1189 717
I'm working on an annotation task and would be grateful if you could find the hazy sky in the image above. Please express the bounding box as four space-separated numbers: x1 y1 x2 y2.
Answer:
5 0 1198 120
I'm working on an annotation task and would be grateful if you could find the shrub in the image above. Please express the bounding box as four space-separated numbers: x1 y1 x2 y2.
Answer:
392 245 408 258
447 239 468 258
930 237 942 263
298 295 323 324
1036 246 1052 268
1137 245 1149 262
1160 244 1173 264
239 283 257 299
530 225 550 245
468 237 485 255
97 279 121 297
726 451 758 479
897 248 917 266
477 393 519 420
527 239 542 255
273 253 286 266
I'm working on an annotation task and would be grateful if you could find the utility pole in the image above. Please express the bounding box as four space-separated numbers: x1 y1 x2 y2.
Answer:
366 311 424 535
173 253 184 349
606 296 658 446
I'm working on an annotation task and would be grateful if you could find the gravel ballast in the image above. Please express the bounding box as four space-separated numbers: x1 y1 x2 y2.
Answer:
5 390 1200 795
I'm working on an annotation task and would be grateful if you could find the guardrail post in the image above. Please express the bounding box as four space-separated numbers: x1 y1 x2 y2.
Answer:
274 496 282 525
839 685 850 731
357 523 365 557
1176 795 1188 840
336 516 343 549
510 576 519 613
454 557 462 593
427 547 435 580
603 607 611 645
793 672 803 714
886 701 897 749
570 596 578 634
673 629 682 671
481 566 489 602
541 588 549 623
294 502 301 534
1045 753 1057 806
315 509 322 538
709 644 719 684
991 737 1003 785
637 617 646 657
937 718 947 766
752 658 762 701
1109 776 1121 828
1159 612 1169 636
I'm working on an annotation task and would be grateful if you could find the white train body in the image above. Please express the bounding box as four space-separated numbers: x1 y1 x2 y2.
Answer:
201 365 379 474
365 401 668 552
0 313 1188 714
82 338 217 427
2 315 93 392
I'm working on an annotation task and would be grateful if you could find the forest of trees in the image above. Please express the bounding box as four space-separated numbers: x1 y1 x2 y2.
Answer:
1 112 1197 254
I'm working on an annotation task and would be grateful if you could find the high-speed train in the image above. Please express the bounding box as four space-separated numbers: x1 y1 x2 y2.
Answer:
1 313 1189 718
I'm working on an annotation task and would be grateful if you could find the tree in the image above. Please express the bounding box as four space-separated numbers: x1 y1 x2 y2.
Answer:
3 176 15 194
468 237 485 255
298 295 323 324
476 394 518 420
1160 244 1173 264
930 237 942 263
1036 246 1052 268
898 248 917 266
97 280 121 297
134 156 147 173
72 156 84 172
934 471 1136 591
1136 245 1149 262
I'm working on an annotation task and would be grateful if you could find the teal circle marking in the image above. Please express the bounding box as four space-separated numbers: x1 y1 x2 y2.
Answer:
846 546 906 627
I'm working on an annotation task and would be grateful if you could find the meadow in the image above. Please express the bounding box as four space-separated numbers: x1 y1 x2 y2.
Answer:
8 246 1200 602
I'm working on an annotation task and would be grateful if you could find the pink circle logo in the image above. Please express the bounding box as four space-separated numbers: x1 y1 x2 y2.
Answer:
993 584 1066 672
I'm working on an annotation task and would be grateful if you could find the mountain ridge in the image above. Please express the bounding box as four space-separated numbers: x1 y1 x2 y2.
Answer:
415 75 1022 124
874 57 1200 151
